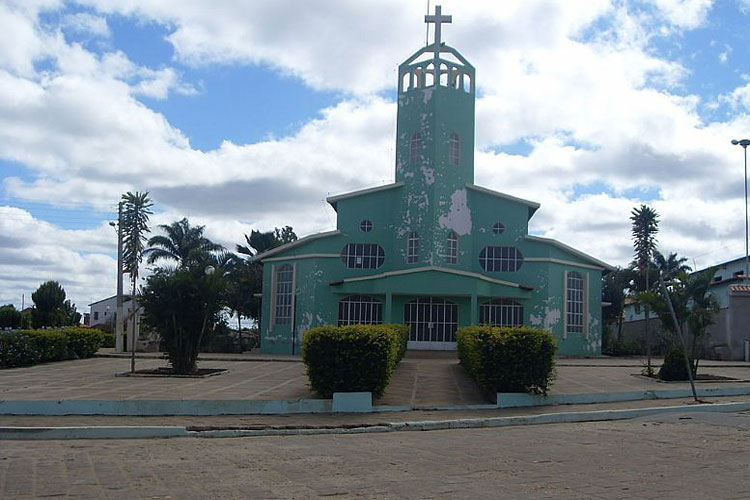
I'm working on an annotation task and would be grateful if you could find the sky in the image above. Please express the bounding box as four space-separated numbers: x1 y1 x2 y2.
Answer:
2 0 750 313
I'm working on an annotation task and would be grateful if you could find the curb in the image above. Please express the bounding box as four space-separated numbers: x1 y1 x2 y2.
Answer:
2 401 749 441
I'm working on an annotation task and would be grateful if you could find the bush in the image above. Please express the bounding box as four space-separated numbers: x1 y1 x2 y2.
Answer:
20 329 70 362
96 330 116 348
62 327 104 358
659 349 690 381
0 332 41 368
457 325 556 396
302 324 409 398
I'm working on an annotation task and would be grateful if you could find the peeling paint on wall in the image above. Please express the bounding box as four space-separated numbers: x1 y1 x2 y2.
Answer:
421 166 435 185
422 87 434 104
438 188 472 235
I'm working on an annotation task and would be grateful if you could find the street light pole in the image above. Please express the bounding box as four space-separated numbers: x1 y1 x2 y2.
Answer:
732 139 750 281
110 203 125 352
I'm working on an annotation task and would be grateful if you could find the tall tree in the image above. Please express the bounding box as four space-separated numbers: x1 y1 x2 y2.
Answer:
145 218 224 268
31 280 67 327
630 204 659 373
120 191 153 370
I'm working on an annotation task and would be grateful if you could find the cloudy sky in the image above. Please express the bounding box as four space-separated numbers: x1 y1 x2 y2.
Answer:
2 0 750 312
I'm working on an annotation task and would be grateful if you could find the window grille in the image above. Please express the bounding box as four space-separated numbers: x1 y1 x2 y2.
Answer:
407 231 420 263
340 243 385 269
359 219 373 232
338 295 383 326
479 299 523 327
274 264 294 325
479 246 524 272
446 231 458 264
410 132 422 164
566 271 585 334
449 132 459 165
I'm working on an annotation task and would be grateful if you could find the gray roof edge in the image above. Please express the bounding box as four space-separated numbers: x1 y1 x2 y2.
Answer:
326 182 404 205
466 184 541 209
252 230 341 262
524 235 616 271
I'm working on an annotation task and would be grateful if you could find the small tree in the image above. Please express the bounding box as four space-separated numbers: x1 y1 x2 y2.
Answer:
140 265 228 374
0 304 22 329
642 267 719 377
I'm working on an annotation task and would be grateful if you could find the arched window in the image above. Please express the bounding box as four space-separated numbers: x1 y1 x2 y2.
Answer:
340 243 385 269
446 230 458 264
449 132 459 165
410 132 422 164
480 299 523 327
407 231 420 263
479 247 524 272
338 295 383 326
274 264 293 325
566 271 585 334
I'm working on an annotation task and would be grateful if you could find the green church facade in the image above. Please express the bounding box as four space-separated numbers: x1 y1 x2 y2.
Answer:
255 7 613 356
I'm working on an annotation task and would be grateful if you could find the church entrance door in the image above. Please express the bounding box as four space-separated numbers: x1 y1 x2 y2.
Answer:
404 297 458 350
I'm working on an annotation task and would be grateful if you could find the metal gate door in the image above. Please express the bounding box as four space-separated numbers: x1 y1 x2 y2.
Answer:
404 297 458 349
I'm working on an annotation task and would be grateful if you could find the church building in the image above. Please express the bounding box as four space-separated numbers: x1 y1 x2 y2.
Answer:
254 6 613 356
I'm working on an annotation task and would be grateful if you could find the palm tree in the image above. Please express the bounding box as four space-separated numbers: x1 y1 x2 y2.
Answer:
630 204 659 373
120 191 153 372
236 226 297 257
653 251 691 282
145 218 224 268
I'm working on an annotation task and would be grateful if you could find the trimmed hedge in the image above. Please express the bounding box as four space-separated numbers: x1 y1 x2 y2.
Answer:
1 328 104 369
302 324 409 398
457 325 556 396
22 330 69 362
0 332 41 368
63 327 104 358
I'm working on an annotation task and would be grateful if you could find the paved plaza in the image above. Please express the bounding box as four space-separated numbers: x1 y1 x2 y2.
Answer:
1 352 749 406
2 411 749 499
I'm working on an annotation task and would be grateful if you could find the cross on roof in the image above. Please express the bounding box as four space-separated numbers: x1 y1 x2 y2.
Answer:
425 5 452 59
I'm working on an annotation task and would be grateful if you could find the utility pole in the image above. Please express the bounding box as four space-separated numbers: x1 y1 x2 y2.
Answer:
112 202 125 352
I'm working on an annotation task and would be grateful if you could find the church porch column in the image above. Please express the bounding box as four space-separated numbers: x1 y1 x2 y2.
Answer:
385 291 393 323
470 294 478 324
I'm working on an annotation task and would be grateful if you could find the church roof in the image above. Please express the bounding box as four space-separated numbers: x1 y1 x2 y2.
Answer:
252 230 341 262
524 235 616 271
466 184 540 219
326 182 404 211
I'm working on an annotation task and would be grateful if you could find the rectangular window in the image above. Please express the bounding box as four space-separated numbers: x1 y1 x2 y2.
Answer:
446 231 458 264
93 311 99 321
566 271 585 335
407 231 419 264
274 265 294 325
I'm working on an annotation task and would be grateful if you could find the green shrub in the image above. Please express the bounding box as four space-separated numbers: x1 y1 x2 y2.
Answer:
457 325 556 396
0 332 41 368
19 329 70 362
95 330 116 348
62 327 104 358
302 324 409 398
659 349 690 381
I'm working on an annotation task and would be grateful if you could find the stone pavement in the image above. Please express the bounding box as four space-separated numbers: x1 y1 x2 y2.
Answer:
2 351 750 406
2 410 750 499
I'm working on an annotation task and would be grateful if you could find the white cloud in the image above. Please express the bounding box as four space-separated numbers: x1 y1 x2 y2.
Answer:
0 0 747 312
61 12 110 38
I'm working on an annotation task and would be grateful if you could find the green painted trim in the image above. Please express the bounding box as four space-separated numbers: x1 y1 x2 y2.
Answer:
338 265 529 288
326 182 404 210
263 253 340 262
524 235 615 271
254 230 341 262
524 257 606 271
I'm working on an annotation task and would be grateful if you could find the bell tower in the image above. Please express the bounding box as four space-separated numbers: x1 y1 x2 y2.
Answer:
395 5 475 189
